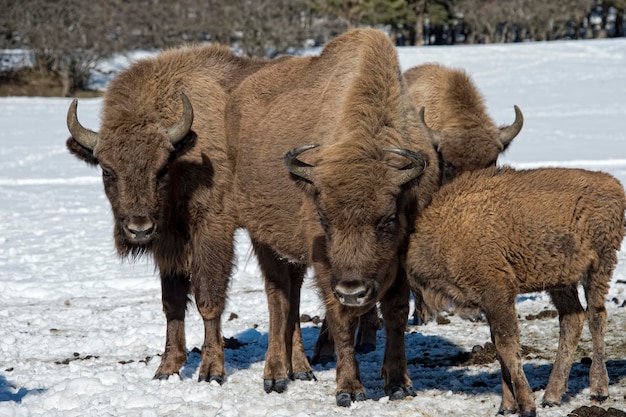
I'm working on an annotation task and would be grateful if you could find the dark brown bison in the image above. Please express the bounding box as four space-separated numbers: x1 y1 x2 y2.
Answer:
312 62 524 364
405 166 625 416
66 44 272 384
226 28 440 406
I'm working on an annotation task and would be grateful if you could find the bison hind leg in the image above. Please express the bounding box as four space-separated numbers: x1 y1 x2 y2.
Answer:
584 260 613 401
355 306 380 354
198 374 224 384
542 285 585 407
386 385 417 401
292 370 317 381
311 318 336 365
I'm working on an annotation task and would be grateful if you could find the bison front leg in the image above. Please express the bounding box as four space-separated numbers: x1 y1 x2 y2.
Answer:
379 274 415 400
154 272 190 379
191 229 235 384
484 299 536 417
253 241 294 393
326 303 365 407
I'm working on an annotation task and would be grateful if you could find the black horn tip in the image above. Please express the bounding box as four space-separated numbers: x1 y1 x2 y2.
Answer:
283 144 319 166
284 144 319 183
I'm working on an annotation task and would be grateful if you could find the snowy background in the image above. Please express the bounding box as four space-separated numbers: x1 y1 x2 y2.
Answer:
1 38 626 416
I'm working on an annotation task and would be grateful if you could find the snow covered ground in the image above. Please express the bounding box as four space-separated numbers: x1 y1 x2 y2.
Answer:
1 38 626 416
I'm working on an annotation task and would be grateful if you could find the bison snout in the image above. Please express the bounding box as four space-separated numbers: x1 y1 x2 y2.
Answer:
333 281 377 307
124 217 156 242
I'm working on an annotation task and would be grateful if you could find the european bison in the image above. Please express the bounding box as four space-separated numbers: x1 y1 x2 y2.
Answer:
226 28 440 405
405 166 625 416
66 44 272 384
312 62 524 364
405 63 523 184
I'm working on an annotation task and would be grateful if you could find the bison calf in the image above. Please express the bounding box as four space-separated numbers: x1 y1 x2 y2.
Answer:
406 166 625 417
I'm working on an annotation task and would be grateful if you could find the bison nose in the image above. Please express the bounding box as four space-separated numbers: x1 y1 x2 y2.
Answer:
124 217 155 242
333 282 374 307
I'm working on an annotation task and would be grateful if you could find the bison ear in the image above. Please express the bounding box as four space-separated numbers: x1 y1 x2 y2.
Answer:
170 130 197 160
66 137 99 166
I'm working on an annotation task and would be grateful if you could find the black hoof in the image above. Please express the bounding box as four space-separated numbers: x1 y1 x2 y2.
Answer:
590 394 609 403
541 400 560 408
386 386 415 401
520 411 537 417
198 374 224 384
355 343 376 354
311 354 335 366
336 392 352 407
335 391 366 407
153 373 170 381
263 378 289 393
293 371 317 381
498 409 518 415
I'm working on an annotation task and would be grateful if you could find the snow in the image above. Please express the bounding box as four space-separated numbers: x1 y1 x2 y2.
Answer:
1 38 626 416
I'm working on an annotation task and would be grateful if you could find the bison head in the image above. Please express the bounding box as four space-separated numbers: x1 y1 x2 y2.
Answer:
419 106 523 184
285 143 426 308
66 92 197 257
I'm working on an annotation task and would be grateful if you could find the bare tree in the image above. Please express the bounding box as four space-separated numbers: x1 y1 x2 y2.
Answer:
208 0 315 57
3 0 116 95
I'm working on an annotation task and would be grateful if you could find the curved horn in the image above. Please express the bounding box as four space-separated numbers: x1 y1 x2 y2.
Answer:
384 148 427 186
418 107 444 149
166 92 194 145
284 144 319 183
67 99 99 150
498 105 524 147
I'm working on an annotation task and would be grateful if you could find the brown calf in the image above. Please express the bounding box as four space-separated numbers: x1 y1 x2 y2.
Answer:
406 166 625 416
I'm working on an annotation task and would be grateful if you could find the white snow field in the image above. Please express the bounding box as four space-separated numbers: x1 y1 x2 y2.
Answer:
1 37 625 416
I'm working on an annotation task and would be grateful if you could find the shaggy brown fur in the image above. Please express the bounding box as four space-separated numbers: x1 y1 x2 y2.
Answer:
66 44 274 384
406 166 626 416
405 63 523 184
226 28 440 405
312 62 523 364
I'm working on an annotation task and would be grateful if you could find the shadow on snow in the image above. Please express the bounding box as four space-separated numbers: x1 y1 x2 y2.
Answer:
0 374 46 403
176 326 626 403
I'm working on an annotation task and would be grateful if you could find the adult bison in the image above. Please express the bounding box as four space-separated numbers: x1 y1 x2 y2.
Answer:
405 166 625 416
312 62 525 364
405 63 523 184
66 44 272 384
226 28 440 406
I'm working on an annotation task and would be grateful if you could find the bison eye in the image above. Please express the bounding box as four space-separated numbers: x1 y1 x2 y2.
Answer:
385 214 397 226
156 165 169 181
102 169 114 180
378 214 398 233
